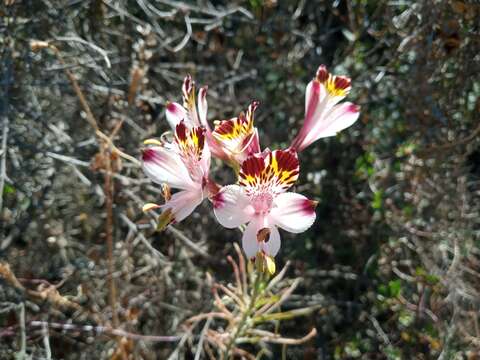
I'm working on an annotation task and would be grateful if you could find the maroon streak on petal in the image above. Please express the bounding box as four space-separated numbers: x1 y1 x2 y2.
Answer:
301 199 318 215
275 149 299 173
348 103 361 113
214 119 236 137
316 65 329 82
198 86 208 100
166 102 181 114
182 74 194 97
211 191 225 209
204 177 220 197
334 75 351 90
247 100 260 118
142 148 157 162
241 154 265 177
305 81 321 122
175 121 188 142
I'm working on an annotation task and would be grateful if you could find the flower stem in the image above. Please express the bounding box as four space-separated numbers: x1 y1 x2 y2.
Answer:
223 270 263 359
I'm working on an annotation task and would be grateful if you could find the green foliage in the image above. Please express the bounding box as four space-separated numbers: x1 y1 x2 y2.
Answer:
3 184 15 195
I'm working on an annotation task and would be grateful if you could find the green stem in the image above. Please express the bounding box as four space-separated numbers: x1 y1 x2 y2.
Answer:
223 271 263 359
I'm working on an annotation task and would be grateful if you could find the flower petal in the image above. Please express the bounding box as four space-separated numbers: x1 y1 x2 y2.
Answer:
269 192 317 233
212 116 250 151
242 220 260 259
239 149 299 194
206 135 230 162
182 75 200 126
246 128 261 155
261 225 281 257
241 219 281 259
174 121 206 162
304 80 324 131
142 146 194 190
199 140 211 177
317 102 360 137
238 153 267 191
291 66 357 152
198 86 209 129
212 101 259 164
212 185 253 228
166 102 187 130
291 82 342 151
265 149 300 193
325 74 351 98
163 188 203 223
300 102 360 150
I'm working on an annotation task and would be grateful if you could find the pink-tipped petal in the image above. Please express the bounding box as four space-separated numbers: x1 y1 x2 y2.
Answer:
166 102 187 130
316 64 329 82
269 192 317 233
334 76 351 91
163 188 203 223
291 80 326 151
182 75 201 126
182 74 193 96
212 185 253 228
300 102 360 151
319 102 360 137
245 128 261 155
291 66 358 152
232 128 260 164
207 136 230 162
304 80 323 128
198 86 209 129
261 225 281 257
199 140 211 177
142 146 194 190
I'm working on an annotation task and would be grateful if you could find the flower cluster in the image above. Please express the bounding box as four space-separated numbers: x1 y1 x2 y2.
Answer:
142 65 360 262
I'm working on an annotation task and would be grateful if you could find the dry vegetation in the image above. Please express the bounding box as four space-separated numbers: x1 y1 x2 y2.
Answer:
1 0 480 359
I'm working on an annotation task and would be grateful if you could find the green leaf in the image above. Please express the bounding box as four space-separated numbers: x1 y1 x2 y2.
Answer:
372 190 383 210
398 310 414 327
3 184 15 195
384 345 402 360
253 305 321 323
388 280 402 297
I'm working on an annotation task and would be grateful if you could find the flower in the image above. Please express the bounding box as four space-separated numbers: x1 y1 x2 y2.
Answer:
142 121 214 227
212 101 261 167
212 149 317 259
165 75 229 161
290 65 360 152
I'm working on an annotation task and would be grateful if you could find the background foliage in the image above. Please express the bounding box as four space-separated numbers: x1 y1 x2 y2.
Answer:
1 0 480 358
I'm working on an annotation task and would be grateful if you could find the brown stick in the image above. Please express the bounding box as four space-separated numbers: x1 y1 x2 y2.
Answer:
30 41 140 166
0 262 84 316
30 40 125 332
104 143 119 328
255 327 317 345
